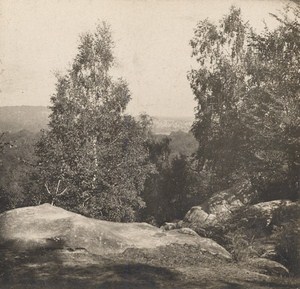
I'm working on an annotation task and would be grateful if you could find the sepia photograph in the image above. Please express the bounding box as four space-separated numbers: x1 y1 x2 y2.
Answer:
0 0 299 288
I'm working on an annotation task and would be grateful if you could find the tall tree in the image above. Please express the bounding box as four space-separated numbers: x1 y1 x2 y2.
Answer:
241 6 300 199
188 7 251 189
188 6 300 199
36 22 154 221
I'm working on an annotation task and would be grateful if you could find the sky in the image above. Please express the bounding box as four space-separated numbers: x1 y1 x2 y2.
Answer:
0 0 292 117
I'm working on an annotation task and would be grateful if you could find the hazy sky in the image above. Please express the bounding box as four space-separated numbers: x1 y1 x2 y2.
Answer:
0 0 291 117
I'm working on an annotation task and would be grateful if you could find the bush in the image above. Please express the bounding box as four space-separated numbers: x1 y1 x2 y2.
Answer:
211 206 273 262
223 229 259 262
273 205 300 276
222 205 271 239
274 222 300 276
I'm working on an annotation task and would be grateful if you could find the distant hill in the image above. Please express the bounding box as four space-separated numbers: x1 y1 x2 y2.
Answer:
0 106 193 135
0 106 49 133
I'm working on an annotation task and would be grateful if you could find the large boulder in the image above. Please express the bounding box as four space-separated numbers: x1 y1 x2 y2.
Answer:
250 200 298 227
0 204 231 260
247 258 289 277
182 179 256 234
183 206 217 229
203 179 256 217
221 200 299 235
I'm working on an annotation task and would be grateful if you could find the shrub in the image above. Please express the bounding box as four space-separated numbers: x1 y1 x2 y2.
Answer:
273 205 300 276
224 230 259 262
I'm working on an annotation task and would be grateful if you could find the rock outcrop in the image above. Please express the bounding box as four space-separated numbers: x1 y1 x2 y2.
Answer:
165 178 299 277
250 200 298 227
0 204 231 260
202 179 256 217
247 258 289 277
181 182 298 236
181 179 257 235
183 206 217 229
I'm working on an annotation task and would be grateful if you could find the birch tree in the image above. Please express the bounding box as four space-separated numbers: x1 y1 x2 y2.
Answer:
36 22 154 221
188 6 300 199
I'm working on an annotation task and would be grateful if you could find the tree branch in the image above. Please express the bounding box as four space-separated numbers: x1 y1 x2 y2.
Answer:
45 183 51 195
55 180 61 195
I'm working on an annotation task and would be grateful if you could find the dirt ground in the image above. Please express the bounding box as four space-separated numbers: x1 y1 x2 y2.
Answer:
0 246 299 289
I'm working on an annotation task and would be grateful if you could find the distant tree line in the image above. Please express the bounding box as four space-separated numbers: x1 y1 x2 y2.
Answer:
0 6 299 226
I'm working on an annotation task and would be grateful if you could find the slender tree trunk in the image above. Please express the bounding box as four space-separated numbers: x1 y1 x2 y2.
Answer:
92 136 98 189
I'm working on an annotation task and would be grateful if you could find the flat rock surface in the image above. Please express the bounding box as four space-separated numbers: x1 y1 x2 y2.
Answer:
0 204 299 289
0 204 231 260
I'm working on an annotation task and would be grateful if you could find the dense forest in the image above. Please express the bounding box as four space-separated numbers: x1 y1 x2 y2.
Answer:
0 5 299 276
0 126 198 222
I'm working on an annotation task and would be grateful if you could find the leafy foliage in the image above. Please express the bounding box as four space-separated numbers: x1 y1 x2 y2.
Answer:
0 131 38 212
188 6 300 200
272 204 300 276
35 23 154 221
141 135 207 225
